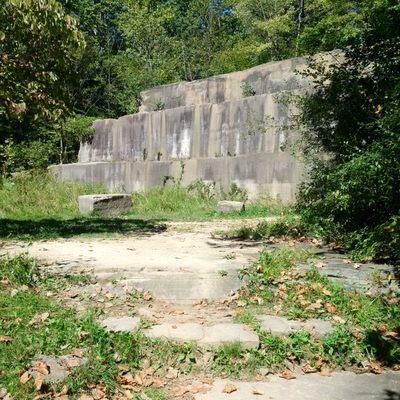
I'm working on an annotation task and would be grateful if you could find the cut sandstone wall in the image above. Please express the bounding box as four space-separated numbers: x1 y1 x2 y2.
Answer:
51 55 314 203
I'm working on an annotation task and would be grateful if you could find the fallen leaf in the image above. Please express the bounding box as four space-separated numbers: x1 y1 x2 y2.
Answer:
30 312 50 325
91 388 105 399
315 261 326 268
173 387 190 396
279 370 295 380
331 315 346 324
222 383 237 393
32 361 49 375
35 373 43 391
20 371 31 384
143 291 152 301
77 394 94 400
370 361 382 374
0 335 13 343
320 366 331 376
384 331 398 339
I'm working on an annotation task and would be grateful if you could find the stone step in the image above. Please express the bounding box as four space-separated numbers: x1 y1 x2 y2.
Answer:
257 315 333 339
101 316 141 333
194 372 400 400
145 322 259 349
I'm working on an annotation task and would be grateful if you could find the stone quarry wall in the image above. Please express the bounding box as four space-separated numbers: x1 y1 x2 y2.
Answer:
51 55 313 202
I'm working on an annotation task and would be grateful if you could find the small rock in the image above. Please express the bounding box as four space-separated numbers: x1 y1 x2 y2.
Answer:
101 316 140 333
217 201 245 213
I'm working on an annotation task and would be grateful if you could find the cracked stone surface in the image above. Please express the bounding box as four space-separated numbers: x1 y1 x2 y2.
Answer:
101 316 141 332
1 219 266 304
257 315 333 338
194 372 400 400
32 355 88 383
146 322 259 349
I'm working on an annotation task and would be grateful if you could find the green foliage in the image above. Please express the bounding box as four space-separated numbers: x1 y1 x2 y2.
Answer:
0 171 103 219
238 247 400 367
223 214 309 240
0 255 39 287
296 0 400 263
0 0 84 122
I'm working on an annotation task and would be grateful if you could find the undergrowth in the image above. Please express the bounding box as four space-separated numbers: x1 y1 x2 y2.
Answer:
234 247 400 370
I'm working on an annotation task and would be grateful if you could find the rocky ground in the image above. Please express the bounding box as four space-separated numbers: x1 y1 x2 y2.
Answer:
1 218 399 400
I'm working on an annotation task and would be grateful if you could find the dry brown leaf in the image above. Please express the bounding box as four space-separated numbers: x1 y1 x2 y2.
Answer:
165 368 179 379
279 370 295 380
320 366 331 376
77 394 94 400
384 331 398 339
91 387 105 399
65 358 81 368
32 361 49 376
315 262 326 269
173 387 190 396
0 335 13 343
71 348 84 357
77 330 90 340
370 361 382 374
222 383 237 394
143 291 152 301
34 373 43 391
20 371 31 384
331 315 346 324
30 312 50 325
122 390 134 399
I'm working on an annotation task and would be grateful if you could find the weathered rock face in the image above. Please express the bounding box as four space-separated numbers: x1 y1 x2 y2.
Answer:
51 54 320 202
78 194 132 215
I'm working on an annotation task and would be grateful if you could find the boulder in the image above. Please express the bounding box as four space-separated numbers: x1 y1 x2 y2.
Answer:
217 201 245 213
78 194 132 216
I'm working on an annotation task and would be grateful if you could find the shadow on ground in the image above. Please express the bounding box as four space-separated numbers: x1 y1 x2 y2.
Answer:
0 217 166 240
384 390 400 400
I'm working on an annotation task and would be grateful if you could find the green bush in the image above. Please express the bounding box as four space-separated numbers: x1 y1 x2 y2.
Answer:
296 1 400 263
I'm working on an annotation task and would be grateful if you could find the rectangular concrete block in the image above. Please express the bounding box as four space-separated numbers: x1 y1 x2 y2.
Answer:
78 194 132 216
217 201 245 213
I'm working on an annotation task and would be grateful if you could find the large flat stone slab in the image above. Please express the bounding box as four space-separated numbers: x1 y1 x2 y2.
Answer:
4 224 261 303
146 323 259 349
257 315 333 339
100 316 141 333
194 372 400 400
78 194 132 215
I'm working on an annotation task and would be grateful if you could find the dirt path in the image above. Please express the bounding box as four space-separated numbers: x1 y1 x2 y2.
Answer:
1 218 267 303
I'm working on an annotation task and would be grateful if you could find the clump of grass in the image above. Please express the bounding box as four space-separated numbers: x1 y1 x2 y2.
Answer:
129 184 282 221
222 214 311 240
237 247 400 367
0 255 39 287
0 171 104 219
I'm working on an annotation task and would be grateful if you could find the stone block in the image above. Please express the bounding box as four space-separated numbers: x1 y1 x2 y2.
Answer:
145 322 259 349
146 322 204 342
200 323 259 350
78 194 132 215
257 315 333 339
101 316 141 333
217 201 245 213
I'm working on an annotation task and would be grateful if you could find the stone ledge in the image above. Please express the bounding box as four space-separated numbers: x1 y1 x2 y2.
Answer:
145 322 259 349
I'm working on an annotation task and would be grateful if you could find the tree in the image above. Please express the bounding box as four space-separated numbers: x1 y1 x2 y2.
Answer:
0 0 84 124
296 0 400 262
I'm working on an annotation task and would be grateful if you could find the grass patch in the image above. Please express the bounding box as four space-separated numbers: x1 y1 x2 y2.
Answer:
219 213 310 241
0 173 283 240
236 247 400 368
128 185 282 221
0 172 163 240
0 256 199 399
